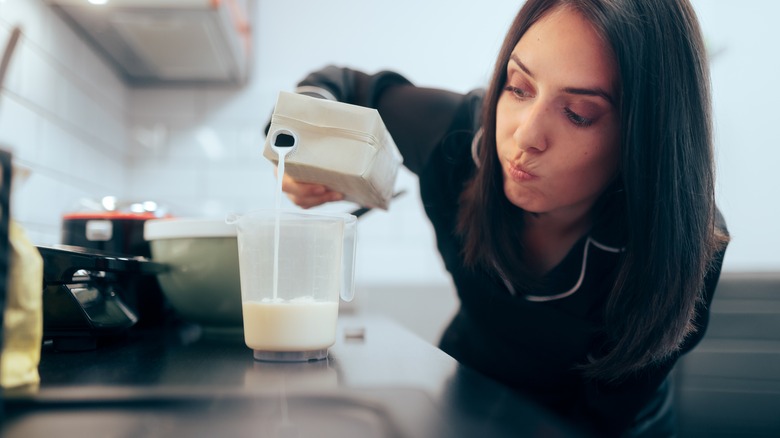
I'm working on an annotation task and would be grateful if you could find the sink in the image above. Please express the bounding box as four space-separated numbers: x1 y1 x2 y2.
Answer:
2 387 445 438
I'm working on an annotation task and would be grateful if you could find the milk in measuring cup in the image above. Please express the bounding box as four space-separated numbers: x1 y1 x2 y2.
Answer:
242 299 339 351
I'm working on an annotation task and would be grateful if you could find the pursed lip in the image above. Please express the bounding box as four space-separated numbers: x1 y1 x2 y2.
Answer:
507 163 538 181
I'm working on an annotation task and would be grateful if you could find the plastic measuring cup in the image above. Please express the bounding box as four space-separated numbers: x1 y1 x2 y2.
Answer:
228 209 356 361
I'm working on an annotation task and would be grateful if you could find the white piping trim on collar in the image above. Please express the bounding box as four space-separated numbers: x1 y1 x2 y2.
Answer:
471 128 483 168
294 85 337 101
522 237 625 302
589 238 623 253
495 261 517 296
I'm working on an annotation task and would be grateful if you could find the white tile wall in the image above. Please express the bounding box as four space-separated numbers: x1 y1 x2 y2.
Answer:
0 0 127 244
125 86 451 287
0 0 492 295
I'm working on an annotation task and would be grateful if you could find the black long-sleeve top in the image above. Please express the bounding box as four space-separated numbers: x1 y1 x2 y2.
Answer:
291 65 727 436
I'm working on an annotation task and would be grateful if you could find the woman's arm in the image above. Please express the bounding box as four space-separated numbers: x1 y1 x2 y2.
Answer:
295 65 468 175
274 65 474 209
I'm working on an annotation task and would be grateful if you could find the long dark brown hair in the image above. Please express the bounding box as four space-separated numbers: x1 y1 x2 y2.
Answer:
457 0 729 381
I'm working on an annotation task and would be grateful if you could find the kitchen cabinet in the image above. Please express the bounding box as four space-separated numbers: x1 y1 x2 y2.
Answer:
2 315 585 437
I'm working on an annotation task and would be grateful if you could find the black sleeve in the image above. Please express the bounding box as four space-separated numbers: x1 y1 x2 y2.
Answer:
293 65 470 175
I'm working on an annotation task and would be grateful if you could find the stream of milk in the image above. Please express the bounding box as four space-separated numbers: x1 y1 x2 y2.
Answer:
272 150 288 300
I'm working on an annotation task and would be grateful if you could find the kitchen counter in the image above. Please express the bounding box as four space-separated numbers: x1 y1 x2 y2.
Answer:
2 315 585 437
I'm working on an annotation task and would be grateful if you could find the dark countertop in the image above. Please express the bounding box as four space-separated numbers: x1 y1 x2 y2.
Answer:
2 315 586 437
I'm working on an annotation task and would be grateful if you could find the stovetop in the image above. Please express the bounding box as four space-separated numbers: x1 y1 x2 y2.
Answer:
38 245 168 351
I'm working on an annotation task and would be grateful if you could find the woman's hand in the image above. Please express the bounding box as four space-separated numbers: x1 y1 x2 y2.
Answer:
279 171 344 209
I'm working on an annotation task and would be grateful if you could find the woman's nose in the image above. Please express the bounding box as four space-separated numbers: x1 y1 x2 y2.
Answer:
514 101 549 153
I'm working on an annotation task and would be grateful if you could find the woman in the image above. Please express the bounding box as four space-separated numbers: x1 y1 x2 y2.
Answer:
276 0 729 435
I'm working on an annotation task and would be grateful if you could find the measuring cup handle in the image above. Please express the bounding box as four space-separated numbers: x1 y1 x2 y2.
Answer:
341 215 357 302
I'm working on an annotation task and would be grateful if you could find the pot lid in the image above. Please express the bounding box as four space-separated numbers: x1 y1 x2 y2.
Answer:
63 211 158 220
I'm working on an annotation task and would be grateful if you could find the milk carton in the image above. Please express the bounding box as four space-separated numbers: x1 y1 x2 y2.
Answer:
263 91 402 210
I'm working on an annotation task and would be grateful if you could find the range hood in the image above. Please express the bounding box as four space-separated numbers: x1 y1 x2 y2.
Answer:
47 0 252 85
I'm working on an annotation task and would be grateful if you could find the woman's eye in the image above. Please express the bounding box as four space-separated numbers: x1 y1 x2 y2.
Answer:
504 85 531 99
564 108 594 128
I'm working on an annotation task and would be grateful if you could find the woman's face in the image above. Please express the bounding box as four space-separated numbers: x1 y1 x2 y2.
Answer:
496 6 620 219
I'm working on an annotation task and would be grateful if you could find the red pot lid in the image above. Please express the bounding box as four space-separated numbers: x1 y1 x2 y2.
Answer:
63 211 159 220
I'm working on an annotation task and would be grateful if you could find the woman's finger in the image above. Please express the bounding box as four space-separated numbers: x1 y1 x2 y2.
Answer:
280 173 343 208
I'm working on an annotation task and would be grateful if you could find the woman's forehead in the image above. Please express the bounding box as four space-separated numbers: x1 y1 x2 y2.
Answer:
513 6 618 94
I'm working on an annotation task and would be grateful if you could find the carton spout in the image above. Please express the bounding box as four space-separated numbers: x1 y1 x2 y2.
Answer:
270 128 298 158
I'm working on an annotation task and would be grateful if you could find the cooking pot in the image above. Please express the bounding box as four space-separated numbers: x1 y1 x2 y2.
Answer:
62 211 155 256
143 217 242 331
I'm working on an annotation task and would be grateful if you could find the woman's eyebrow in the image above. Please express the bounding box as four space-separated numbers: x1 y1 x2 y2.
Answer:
563 86 615 106
510 53 535 78
510 53 615 106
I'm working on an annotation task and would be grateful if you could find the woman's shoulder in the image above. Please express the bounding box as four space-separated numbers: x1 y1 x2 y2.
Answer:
438 87 485 158
416 89 485 226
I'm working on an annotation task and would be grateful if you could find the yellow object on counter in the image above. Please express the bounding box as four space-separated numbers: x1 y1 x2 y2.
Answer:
1 221 43 396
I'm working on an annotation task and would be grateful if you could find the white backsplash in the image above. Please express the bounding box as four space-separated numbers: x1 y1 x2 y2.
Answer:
0 0 127 245
0 0 453 290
